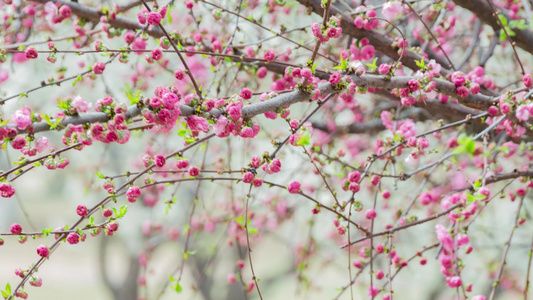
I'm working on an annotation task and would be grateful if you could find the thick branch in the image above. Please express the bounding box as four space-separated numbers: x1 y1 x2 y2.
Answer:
297 0 450 72
453 0 533 59
32 0 164 38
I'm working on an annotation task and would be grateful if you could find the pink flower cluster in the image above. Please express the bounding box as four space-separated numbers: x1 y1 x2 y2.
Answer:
353 8 379 31
142 87 181 132
12 107 32 130
349 38 375 61
261 158 282 174
212 95 260 139
311 16 342 42
43 2 72 25
137 8 166 26
126 186 141 203
0 182 15 198
382 1 403 20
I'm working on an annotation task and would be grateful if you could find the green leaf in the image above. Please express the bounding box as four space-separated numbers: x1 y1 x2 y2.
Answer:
95 171 105 179
167 10 173 23
116 205 128 218
296 132 310 146
57 98 71 110
72 75 83 86
177 129 187 137
473 180 482 191
5 283 10 294
42 226 54 235
122 84 141 105
415 58 425 69
333 55 348 70
172 281 182 293
311 62 318 73
453 134 476 154
184 250 196 260
365 57 378 71
499 14 508 26
500 30 507 41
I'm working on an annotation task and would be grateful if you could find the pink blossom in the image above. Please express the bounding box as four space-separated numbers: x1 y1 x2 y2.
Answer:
401 96 416 106
451 72 466 86
72 95 91 113
24 47 38 59
501 141 518 158
329 72 341 86
417 137 429 149
257 67 268 78
67 232 80 244
352 259 362 268
126 186 141 200
408 79 420 91
176 159 189 169
516 105 530 121
479 187 490 200
435 224 454 252
154 154 166 167
365 209 376 220
103 209 113 218
0 183 15 198
445 276 462 288
187 115 209 133
151 48 163 61
124 32 135 44
12 107 32 130
241 88 252 100
93 62 106 74
470 83 480 94
36 244 49 258
228 273 237 284
251 156 261 168
59 5 71 18
367 286 379 297
10 223 22 234
524 74 533 88
188 166 199 177
456 86 469 97
457 233 469 246
382 1 403 20
326 27 337 38
270 158 281 173
378 63 391 75
240 127 254 138
242 172 254 183
288 181 301 193
76 205 88 216
353 16 364 29
360 45 375 60
11 136 26 150
349 182 360 193
146 12 162 26
500 102 511 114
264 50 275 61
44 1 59 26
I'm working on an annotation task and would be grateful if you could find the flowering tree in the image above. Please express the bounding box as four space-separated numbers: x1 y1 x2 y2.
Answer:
1 0 533 299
